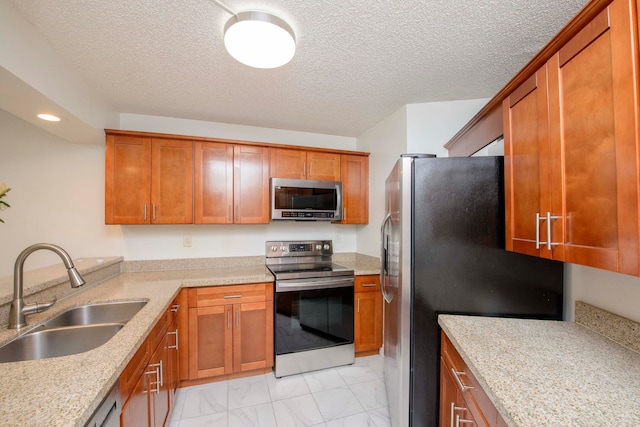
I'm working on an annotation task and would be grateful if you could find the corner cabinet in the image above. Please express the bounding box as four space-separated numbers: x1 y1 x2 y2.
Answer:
194 142 270 224
354 275 382 355
105 134 193 224
504 0 640 275
120 294 182 427
440 332 506 427
187 284 274 380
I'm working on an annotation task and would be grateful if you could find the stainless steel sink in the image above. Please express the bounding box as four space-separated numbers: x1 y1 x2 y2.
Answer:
40 300 147 329
0 323 124 363
0 300 148 363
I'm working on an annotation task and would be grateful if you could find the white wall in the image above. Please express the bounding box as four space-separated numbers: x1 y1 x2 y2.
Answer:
356 106 408 257
406 99 490 157
0 109 358 277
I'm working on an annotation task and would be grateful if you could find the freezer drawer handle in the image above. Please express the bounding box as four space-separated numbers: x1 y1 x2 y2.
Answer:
451 368 474 392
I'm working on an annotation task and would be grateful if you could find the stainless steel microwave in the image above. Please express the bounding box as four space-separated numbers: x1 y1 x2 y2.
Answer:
270 178 343 221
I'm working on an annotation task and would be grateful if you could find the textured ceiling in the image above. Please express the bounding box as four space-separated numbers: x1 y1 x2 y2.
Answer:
7 0 588 137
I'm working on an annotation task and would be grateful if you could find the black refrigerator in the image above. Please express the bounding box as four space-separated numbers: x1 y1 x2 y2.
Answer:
380 155 564 427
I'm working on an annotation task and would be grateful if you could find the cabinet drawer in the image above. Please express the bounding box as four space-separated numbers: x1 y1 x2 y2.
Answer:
188 283 273 307
354 275 380 293
441 332 497 426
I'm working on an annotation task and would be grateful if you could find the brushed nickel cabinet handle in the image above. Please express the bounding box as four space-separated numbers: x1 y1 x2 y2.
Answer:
235 309 239 328
224 295 242 299
451 369 474 392
152 204 157 221
168 329 179 350
361 283 377 287
144 204 148 221
357 298 360 313
227 309 231 329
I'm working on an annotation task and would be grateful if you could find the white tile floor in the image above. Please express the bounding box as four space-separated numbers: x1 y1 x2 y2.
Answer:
167 355 390 427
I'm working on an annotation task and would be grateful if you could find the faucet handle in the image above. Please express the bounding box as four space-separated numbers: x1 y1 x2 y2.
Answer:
21 298 57 316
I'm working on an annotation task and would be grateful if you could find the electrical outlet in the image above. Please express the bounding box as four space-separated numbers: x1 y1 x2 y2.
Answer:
183 235 192 247
335 232 342 243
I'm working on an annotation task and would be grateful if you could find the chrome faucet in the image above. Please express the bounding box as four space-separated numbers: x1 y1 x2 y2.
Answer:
8 243 86 329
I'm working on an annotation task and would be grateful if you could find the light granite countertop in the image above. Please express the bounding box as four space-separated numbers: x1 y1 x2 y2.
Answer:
438 314 640 427
0 253 380 427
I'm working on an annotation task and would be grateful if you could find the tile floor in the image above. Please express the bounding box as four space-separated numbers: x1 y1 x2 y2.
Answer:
167 355 390 427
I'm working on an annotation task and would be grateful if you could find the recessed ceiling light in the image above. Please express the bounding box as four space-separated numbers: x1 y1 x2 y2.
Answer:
37 113 62 122
224 11 296 69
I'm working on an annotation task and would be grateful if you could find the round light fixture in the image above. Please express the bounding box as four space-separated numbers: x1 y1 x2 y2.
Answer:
37 113 61 122
224 11 296 69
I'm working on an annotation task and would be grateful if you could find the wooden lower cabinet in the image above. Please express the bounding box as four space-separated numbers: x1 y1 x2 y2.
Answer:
354 275 382 355
440 332 506 427
187 284 274 381
121 294 182 427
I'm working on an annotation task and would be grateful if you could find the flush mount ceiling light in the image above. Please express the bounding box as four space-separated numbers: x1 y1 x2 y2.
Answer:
37 113 61 122
211 1 296 69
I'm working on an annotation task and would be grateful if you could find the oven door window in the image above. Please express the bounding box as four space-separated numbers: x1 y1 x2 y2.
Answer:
275 286 354 355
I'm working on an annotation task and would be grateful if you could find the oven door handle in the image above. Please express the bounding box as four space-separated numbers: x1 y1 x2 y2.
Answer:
276 277 354 292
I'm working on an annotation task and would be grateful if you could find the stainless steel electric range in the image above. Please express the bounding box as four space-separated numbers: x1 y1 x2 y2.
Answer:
266 240 355 378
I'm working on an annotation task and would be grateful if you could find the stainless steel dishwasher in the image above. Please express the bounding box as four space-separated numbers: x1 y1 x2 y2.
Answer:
84 379 120 427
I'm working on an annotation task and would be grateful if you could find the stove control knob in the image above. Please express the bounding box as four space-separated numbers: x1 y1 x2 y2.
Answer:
323 243 330 251
270 245 278 252
280 246 287 252
315 244 322 251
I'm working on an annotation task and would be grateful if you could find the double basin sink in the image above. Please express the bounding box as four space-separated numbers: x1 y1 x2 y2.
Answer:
0 301 147 363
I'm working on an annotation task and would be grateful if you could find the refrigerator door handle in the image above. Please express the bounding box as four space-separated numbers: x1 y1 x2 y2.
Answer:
380 213 393 303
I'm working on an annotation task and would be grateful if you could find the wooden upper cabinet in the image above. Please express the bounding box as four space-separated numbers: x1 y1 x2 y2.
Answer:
194 142 234 224
505 0 640 275
504 70 550 258
339 154 369 224
234 145 270 224
105 134 151 224
270 148 340 181
151 138 193 224
194 143 269 224
105 134 193 224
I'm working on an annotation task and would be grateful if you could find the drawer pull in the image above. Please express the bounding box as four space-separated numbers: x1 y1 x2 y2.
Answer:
224 295 242 299
361 283 377 287
451 368 474 392
456 414 475 426
168 329 179 350
227 310 231 329
170 304 180 312
450 402 466 427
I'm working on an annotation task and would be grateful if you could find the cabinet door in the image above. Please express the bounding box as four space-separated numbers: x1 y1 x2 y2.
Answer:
105 134 151 224
233 301 274 372
120 369 150 427
149 336 170 427
307 152 341 181
233 145 270 224
188 305 233 379
547 0 640 274
354 291 382 353
270 148 307 179
340 155 369 224
194 141 234 223
503 69 551 258
150 138 193 224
